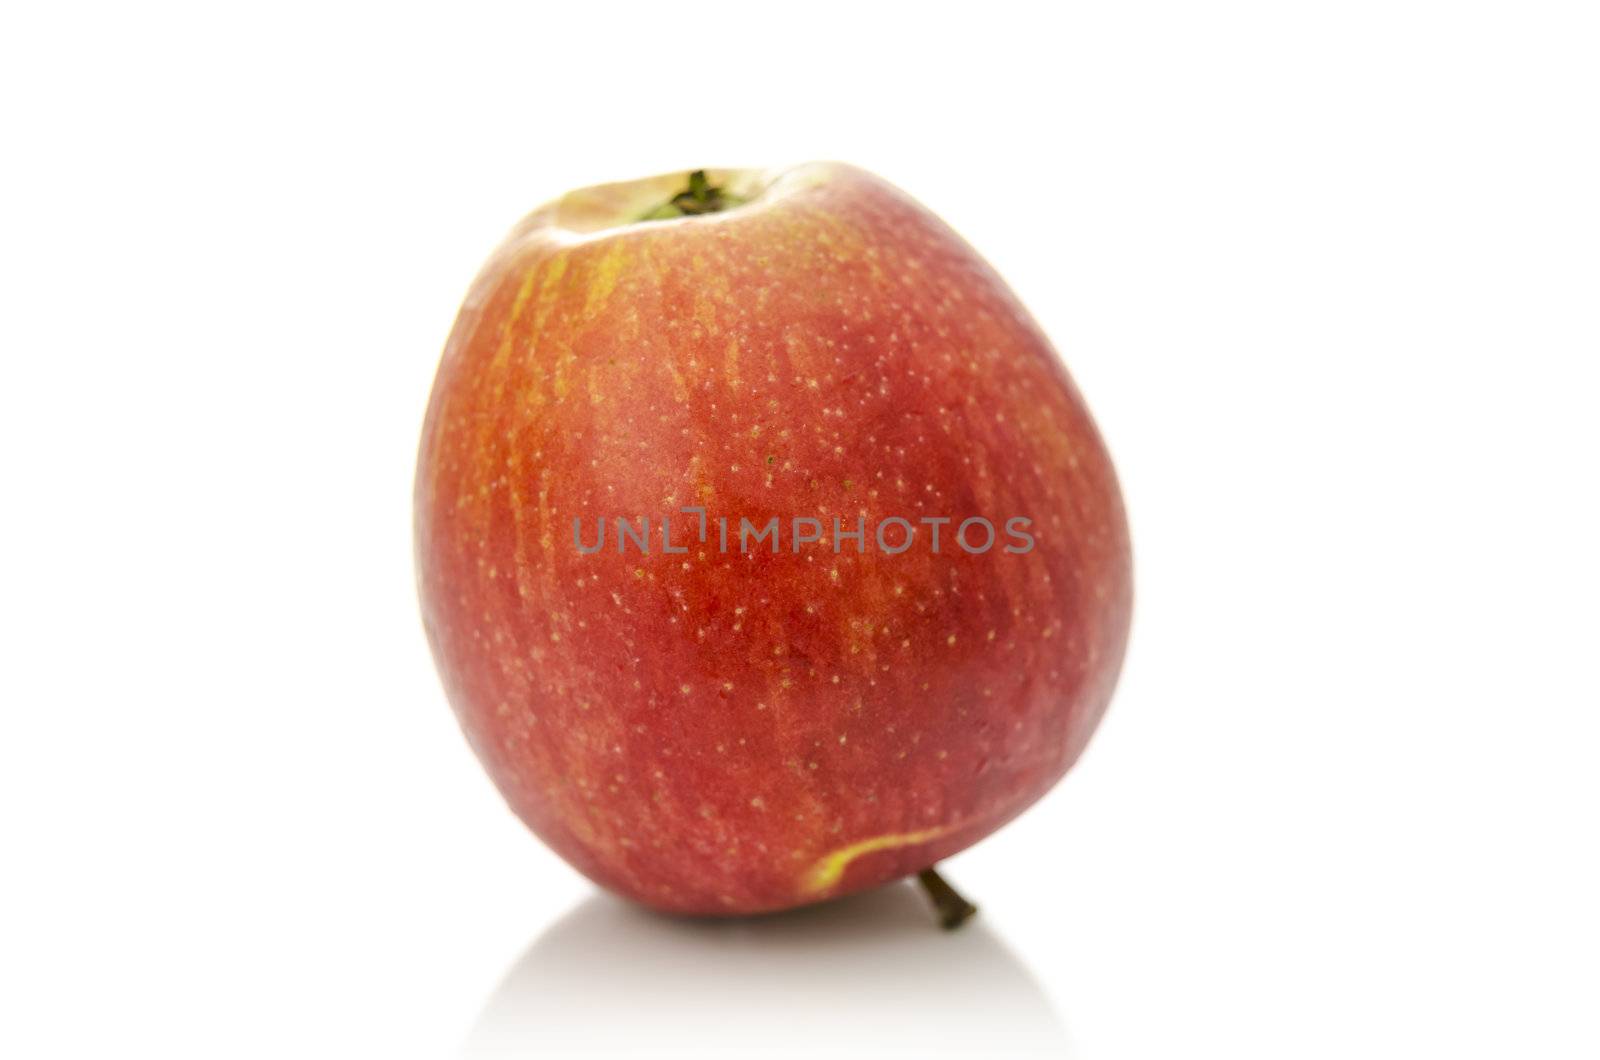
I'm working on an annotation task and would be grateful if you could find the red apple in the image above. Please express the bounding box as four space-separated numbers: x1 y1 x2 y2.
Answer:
415 164 1132 916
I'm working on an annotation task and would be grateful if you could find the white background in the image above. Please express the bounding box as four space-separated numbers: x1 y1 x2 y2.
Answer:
3 2 1597 1057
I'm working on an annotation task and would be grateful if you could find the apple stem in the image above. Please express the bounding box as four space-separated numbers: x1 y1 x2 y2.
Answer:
916 866 978 930
637 170 747 221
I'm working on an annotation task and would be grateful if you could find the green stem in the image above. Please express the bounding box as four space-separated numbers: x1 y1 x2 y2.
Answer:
638 169 746 220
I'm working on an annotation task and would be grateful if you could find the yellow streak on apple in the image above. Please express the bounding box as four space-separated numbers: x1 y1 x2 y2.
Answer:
580 240 629 320
799 823 961 896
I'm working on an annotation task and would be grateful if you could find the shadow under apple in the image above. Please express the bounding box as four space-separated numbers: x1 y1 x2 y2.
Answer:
464 880 1074 1058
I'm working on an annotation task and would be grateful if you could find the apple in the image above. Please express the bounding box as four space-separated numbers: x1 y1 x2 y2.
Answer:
415 163 1132 919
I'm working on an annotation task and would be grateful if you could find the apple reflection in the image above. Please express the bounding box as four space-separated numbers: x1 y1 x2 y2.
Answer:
464 881 1073 1058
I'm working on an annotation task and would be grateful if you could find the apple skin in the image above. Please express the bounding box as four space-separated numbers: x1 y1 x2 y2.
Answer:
415 163 1132 915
